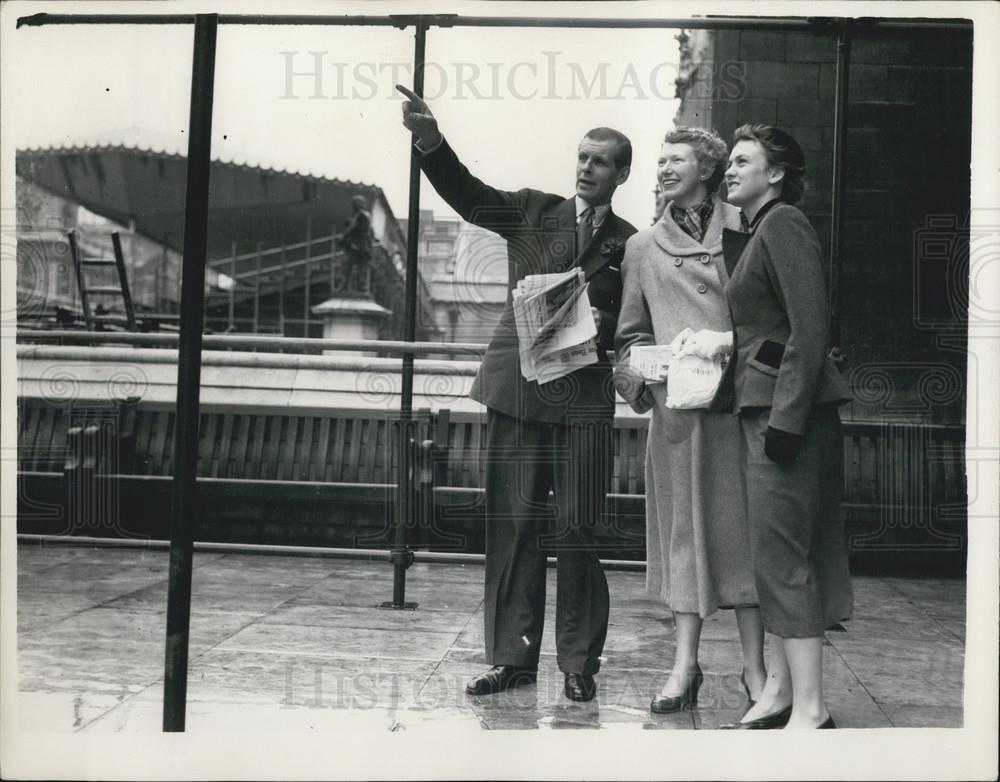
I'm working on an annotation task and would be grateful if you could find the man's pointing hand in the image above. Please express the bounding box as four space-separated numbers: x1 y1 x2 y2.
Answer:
396 84 442 150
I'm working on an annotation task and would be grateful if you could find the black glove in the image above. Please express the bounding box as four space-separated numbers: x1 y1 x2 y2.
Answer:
828 345 847 374
764 426 802 464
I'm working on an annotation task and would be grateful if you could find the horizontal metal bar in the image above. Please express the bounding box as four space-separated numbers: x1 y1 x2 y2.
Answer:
17 329 488 356
16 533 647 572
17 12 973 31
86 286 127 295
16 343 482 374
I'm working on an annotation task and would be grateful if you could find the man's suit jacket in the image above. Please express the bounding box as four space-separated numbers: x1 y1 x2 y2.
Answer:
723 203 851 435
417 139 637 424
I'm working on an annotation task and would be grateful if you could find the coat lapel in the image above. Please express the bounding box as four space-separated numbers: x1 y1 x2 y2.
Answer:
722 228 751 277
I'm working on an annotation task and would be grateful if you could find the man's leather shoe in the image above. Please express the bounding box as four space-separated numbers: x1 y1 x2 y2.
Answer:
464 665 537 696
719 704 792 729
564 673 597 702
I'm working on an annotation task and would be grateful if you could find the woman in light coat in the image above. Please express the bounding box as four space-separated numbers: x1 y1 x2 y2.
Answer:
615 127 766 714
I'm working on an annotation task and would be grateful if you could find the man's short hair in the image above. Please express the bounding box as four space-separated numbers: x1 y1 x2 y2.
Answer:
583 127 632 170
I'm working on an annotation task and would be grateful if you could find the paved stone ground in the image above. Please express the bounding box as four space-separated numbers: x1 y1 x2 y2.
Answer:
15 543 966 732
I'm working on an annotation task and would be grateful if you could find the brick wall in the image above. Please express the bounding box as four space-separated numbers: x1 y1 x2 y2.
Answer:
676 24 972 423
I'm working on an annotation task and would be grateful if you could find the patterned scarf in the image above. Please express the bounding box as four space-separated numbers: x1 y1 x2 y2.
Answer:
670 192 715 243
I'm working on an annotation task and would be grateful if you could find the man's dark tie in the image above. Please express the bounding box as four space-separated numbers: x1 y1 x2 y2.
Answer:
577 205 594 257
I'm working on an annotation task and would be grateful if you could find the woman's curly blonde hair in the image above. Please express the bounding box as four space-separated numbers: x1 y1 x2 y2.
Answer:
663 126 729 194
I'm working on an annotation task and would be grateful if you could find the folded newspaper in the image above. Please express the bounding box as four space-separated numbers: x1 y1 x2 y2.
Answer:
629 344 673 382
512 269 598 384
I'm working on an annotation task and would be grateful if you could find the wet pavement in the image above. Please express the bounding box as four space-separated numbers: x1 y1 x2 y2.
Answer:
15 543 966 732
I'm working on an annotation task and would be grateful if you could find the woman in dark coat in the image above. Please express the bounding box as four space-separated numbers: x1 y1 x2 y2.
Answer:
720 124 853 729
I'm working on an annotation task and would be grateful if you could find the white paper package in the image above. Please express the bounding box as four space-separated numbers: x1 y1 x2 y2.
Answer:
664 328 733 410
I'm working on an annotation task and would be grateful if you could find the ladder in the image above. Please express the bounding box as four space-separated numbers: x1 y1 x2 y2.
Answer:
67 229 137 331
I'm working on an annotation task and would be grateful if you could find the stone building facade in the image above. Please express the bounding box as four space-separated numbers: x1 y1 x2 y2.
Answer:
674 23 972 424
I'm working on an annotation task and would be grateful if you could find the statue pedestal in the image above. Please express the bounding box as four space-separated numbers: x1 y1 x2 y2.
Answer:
311 297 392 357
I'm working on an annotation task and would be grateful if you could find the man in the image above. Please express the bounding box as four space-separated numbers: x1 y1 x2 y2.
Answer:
398 85 636 702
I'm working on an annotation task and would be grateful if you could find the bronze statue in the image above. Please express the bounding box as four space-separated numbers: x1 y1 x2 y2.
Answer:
336 195 374 293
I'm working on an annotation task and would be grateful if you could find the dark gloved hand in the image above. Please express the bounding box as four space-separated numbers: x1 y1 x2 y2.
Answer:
764 426 803 464
828 345 847 374
614 364 657 413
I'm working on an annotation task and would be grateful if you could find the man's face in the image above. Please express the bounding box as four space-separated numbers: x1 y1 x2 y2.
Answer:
575 137 629 206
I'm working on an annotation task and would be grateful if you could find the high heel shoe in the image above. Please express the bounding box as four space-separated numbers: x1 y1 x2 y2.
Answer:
719 704 792 730
650 666 704 714
818 715 836 729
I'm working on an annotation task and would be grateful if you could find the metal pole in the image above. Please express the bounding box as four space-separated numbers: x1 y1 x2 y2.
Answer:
400 25 426 420
228 241 236 331
380 20 427 611
253 241 261 334
16 12 974 32
163 13 217 733
829 20 851 346
279 245 286 337
18 533 650 573
110 232 137 331
330 223 337 295
17 328 489 356
303 217 312 335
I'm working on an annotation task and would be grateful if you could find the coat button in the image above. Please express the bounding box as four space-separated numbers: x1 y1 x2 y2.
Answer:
700 254 711 264
697 283 708 294
673 257 683 267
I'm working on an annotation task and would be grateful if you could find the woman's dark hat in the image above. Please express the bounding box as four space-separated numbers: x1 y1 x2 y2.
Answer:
769 127 806 172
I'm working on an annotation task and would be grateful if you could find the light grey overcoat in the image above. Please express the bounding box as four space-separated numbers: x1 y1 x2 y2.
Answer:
615 198 757 617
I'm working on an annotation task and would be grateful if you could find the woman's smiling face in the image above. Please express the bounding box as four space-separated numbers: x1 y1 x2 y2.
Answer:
657 142 705 208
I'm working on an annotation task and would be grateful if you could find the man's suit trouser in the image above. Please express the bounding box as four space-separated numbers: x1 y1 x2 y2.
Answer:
483 407 611 675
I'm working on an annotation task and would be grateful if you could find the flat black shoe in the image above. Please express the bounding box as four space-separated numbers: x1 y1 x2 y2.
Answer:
818 715 836 729
719 704 792 729
464 665 537 696
650 666 703 714
564 672 597 702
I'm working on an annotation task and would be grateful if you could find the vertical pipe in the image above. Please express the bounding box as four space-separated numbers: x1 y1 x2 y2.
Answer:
388 20 427 609
829 21 851 346
228 240 236 331
128 217 137 299
279 245 286 337
331 223 337 294
163 13 217 733
304 217 312 336
110 232 136 330
67 230 92 330
160 236 168 312
253 241 261 334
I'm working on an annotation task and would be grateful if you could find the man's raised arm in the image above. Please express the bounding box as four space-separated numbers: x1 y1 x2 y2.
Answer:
397 84 443 153
396 84 526 233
